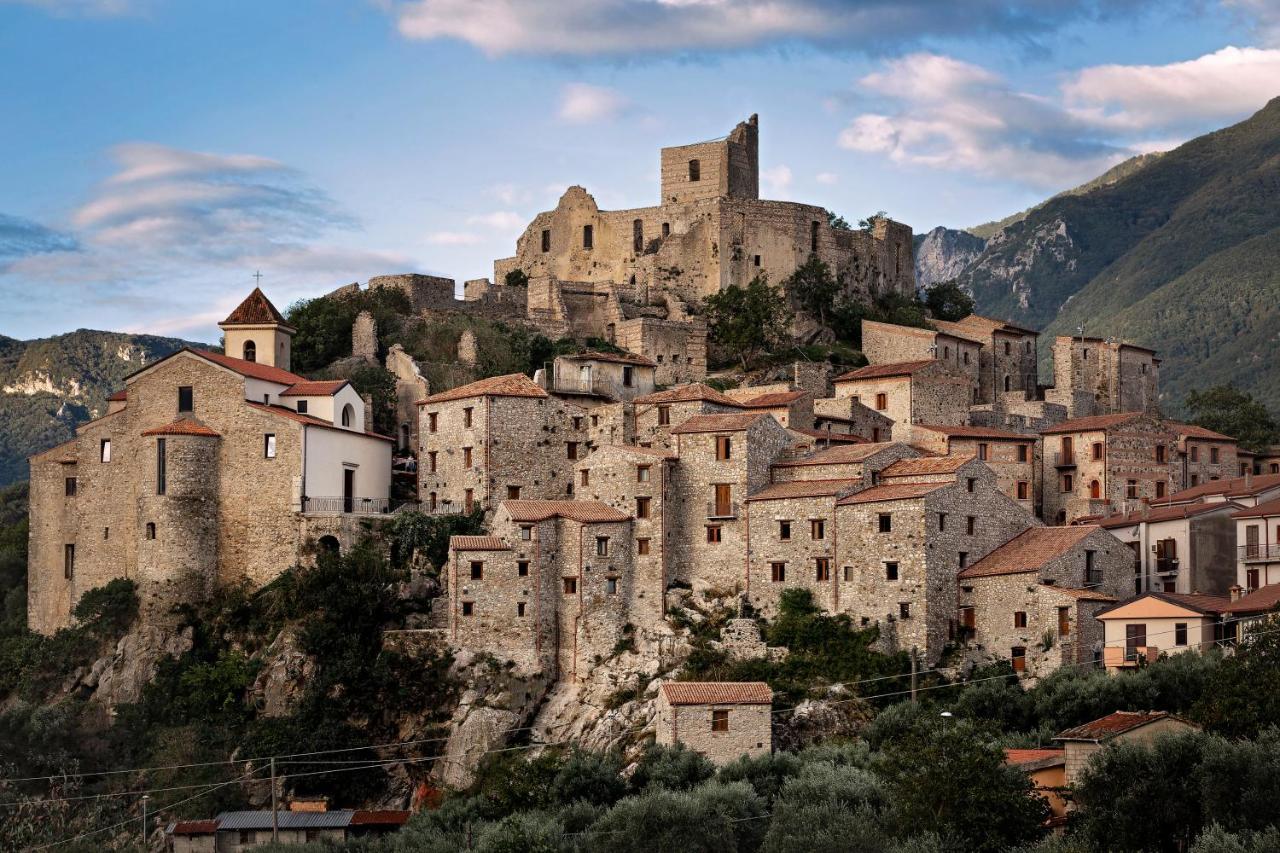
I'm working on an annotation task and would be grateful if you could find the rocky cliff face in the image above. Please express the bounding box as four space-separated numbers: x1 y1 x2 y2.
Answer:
913 227 986 290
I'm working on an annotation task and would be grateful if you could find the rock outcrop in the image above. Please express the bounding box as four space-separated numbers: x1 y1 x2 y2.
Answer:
914 227 986 290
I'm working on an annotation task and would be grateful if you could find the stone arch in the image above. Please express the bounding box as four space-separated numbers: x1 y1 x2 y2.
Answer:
318 535 340 555
341 404 355 428
243 340 256 362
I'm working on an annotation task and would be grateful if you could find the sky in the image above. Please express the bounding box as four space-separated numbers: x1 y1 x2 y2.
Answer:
1 0 1279 342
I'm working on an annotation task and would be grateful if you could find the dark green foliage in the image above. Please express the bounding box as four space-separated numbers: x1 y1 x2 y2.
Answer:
923 280 974 322
1192 825 1280 853
385 509 486 572
783 255 841 329
587 781 767 853
858 211 889 231
504 268 530 288
0 481 29 635
826 211 852 231
704 276 793 370
1184 385 1280 452
287 287 413 374
829 290 932 349
1193 614 1280 738
627 743 716 792
72 577 138 637
322 363 398 436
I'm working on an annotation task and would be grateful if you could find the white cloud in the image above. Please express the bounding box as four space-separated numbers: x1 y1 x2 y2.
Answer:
761 164 793 196
1223 0 1280 47
425 231 482 245
466 211 525 231
557 83 628 124
815 171 839 185
1 0 140 16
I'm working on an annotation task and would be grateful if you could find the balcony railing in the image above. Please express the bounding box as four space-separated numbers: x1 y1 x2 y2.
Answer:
1053 452 1077 468
706 501 739 519
302 496 392 516
1240 544 1280 562
1104 645 1159 668
1155 558 1180 575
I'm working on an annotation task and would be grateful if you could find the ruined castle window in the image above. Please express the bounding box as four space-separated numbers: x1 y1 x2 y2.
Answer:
470 561 484 580
885 562 899 581
563 577 577 595
264 434 276 459
517 602 526 617
636 496 651 519
633 219 644 253
1025 341 1033 353
296 400 308 414
637 538 651 555
753 255 761 267
1141 363 1149 374
1089 480 1101 500
520 525 532 541
815 558 831 582
463 407 473 428
541 229 551 252
771 562 786 583
875 393 888 411
715 435 732 460
938 512 947 532
567 442 579 460
341 404 354 428
178 386 193 413
1082 350 1089 361
706 525 722 543
243 340 256 362
1126 480 1138 499
100 439 111 463
428 412 438 433
959 552 969 569
1017 444 1028 463
1014 611 1028 629
507 485 521 500
662 222 670 238
967 516 977 535
596 536 609 556
810 221 819 253
461 601 473 617
64 477 76 496
583 225 593 250
978 443 989 461
899 602 911 619
1004 341 1011 356
428 451 437 473
688 159 700 182
64 544 74 579
671 355 680 364
145 522 156 540
637 465 651 483
580 469 589 487
656 355 664 363
779 520 791 540
878 513 892 533
657 405 671 427
156 438 166 495
1004 375 1011 393
517 560 530 577
464 488 474 513
1017 481 1030 500
811 519 825 540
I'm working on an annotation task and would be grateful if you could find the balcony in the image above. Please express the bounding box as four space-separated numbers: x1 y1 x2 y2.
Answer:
1154 558 1180 575
1104 645 1159 669
1053 452 1077 468
1240 544 1280 562
302 496 393 516
550 375 630 400
706 501 740 519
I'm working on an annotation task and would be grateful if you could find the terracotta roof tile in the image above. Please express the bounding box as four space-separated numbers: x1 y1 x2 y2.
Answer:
1097 591 1231 618
1040 583 1116 602
281 380 349 397
561 350 656 367
1233 497 1280 519
449 536 510 551
170 820 218 836
957 527 1097 579
633 383 744 407
1055 711 1191 742
107 389 127 401
350 811 410 826
1169 473 1280 502
836 482 947 505
660 681 772 705
1039 412 1148 435
881 455 974 477
196 349 307 385
419 373 547 405
915 423 1033 441
503 499 630 524
1220 583 1280 614
746 478 862 502
1096 502 1235 528
833 360 938 382
141 419 222 438
245 401 395 442
789 428 865 444
221 287 289 326
772 442 900 468
1003 748 1064 767
1170 421 1236 442
670 412 767 434
740 390 808 408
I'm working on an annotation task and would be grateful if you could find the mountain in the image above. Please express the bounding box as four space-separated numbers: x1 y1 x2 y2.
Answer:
0 330 206 485
948 97 1280 411
914 227 987 289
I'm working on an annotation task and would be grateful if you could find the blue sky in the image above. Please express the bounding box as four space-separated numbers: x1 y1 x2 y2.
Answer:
1 0 1278 342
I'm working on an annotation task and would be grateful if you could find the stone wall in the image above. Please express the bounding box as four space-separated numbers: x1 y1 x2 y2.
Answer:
369 273 459 313
1048 338 1159 419
352 311 378 362
614 318 707 385
655 695 771 765
1042 417 1178 524
385 345 429 453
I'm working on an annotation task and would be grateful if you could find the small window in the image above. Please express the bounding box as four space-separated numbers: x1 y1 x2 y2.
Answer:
264 434 276 459
517 602 526 617
966 516 976 536
583 224 593 250
978 443 989 461
959 552 969 569
243 340 256 362
100 439 111 463
502 485 519 501
636 496 652 519
1155 444 1166 463
966 477 976 493
1004 341 1011 355
591 414 599 427
563 577 577 595
1014 611 1027 628
878 513 892 533
778 520 791 540
461 601 474 616
1017 481 1029 500
567 442 579 461
711 709 729 732
815 558 831 581
428 412 438 433
688 159 700 182
156 438 167 495
810 220 819 253
885 561 898 581
1017 444 1028 463
103 527 109 540
1062 473 1074 493
637 465 651 483
65 477 77 497
520 525 532 541
843 565 854 582
428 451 437 473
810 519 825 540
463 447 473 468
470 561 484 580
1126 480 1138 499
464 488 474 513
1011 646 1026 673
753 254 761 267
1211 447 1220 464
1156 481 1167 498
637 538 651 555
1175 623 1188 647
296 400 309 414
428 492 437 510
875 393 888 411
572 416 583 430
178 386 193 413
63 543 75 579
463 407 473 428
771 562 786 583
517 560 529 577
662 222 670 238
899 602 911 619
706 525 722 543
938 512 947 532
596 536 609 556
541 229 551 252
145 522 156 540
658 405 671 426
580 469 589 486
1191 446 1200 462
715 435 732 461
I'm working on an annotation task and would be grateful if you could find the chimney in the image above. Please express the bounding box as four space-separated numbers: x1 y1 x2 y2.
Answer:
1141 501 1150 520
1231 584 1244 602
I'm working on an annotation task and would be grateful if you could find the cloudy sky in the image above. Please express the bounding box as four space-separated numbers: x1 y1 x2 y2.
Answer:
2 0 1278 341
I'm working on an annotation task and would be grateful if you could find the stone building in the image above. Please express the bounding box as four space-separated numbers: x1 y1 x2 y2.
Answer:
831 360 973 440
1047 336 1159 419
28 290 393 634
540 351 657 404
385 344 429 453
417 373 587 514
812 394 896 443
910 424 1038 514
655 681 772 764
861 320 981 392
1055 711 1199 785
729 389 815 430
1040 413 1180 524
632 383 745 449
956 525 1131 678
1174 423 1239 488
768 441 919 485
931 315 1039 404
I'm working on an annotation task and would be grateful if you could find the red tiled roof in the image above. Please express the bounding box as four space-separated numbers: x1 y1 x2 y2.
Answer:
281 380 349 397
449 536 510 551
561 350 656 367
1003 748 1064 767
221 287 289 326
170 820 217 836
244 401 395 442
915 423 1032 441
1039 412 1147 435
1097 591 1232 618
880 455 975 477
740 390 808 408
670 413 767 434
789 428 865 444
833 360 937 382
419 373 547 404
1170 421 1236 442
1233 497 1280 519
633 383 744 407
837 482 947 505
503 499 630 524
1041 583 1116 602
772 442 900 468
350 810 411 827
958 527 1097 579
1096 502 1235 529
1168 473 1280 503
107 389 127 401
196 349 307 385
141 419 222 438
746 478 862 502
1221 584 1280 614
1055 711 1193 742
660 681 772 706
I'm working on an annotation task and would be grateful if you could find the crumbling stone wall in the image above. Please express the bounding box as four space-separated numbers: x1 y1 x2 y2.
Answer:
352 311 378 362
385 345 429 453
1048 338 1159 419
369 273 459 313
614 318 707 384
812 396 895 442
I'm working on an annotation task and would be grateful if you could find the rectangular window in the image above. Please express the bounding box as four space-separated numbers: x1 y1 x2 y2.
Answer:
878 513 892 533
1017 444 1028 463
815 558 831 582
1086 550 1100 585
967 478 976 493
1014 611 1028 628
464 488 474 513
637 465 651 483
296 400 308 414
658 405 671 426
428 412 438 433
573 416 583 430
580 469 589 486
1058 607 1070 638
177 385 193 413
1126 480 1138 499
1191 446 1200 462
711 709 729 732
461 601 474 616
715 435 732 460
623 366 634 387
563 577 577 594
606 578 618 595
1092 442 1104 461
428 451 437 473
463 407 473 428
264 434 276 458
771 562 786 583
470 561 483 580
156 438 167 495
713 483 732 516
966 516 976 535
1062 473 1074 493
875 393 888 411
517 602 526 617
1211 447 1220 464
882 561 899 581
1175 622 1188 647
778 520 791 540
843 565 854 582
978 443 989 461
1156 481 1166 499
520 525 533 543
688 159 700 182
507 485 521 500
938 512 947 532
567 442 579 460
1017 481 1029 500
583 224 593 249
1155 444 1166 463
518 560 529 577
1011 646 1026 673
65 477 76 496
959 552 969 569
1126 623 1147 659
706 525 722 543
100 439 111 463
636 496 651 519
64 543 74 580
596 536 609 556
541 228 551 252
463 447 473 467
810 519 825 540
637 538 651 555
899 602 911 619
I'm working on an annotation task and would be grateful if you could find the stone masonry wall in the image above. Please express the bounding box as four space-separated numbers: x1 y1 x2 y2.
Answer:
656 695 772 765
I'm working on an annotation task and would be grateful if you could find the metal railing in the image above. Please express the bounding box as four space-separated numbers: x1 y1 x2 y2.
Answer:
1053 451 1076 467
706 501 739 519
1240 544 1280 561
550 375 631 400
302 496 393 516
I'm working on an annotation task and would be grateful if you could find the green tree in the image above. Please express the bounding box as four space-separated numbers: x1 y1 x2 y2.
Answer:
1184 385 1280 452
1193 613 1280 738
703 276 793 370
827 211 852 231
784 255 842 330
858 211 889 231
923 280 974 322
504 268 530 288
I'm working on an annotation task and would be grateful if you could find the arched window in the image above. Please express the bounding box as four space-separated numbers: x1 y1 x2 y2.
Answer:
318 535 340 555
243 340 256 362
341 404 355 428
1089 480 1101 500
145 522 156 540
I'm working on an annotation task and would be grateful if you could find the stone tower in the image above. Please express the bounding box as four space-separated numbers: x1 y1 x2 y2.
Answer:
219 287 295 370
353 311 378 362
659 114 759 205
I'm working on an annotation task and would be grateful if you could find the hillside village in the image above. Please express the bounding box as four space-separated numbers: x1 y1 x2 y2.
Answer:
13 115 1280 851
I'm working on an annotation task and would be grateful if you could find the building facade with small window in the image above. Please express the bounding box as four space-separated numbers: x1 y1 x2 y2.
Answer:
545 351 657 403
631 383 745 449
1093 502 1239 597
1095 592 1229 671
831 359 973 441
910 424 1038 514
655 681 772 764
1232 498 1280 593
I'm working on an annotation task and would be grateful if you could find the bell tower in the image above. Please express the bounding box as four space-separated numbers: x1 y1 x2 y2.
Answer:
219 287 295 371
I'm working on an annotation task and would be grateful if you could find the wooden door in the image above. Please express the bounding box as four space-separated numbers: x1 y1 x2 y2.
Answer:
343 469 354 514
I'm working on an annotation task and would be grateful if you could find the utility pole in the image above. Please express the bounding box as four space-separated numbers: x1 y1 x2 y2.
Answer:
271 757 279 843
140 794 149 850
910 647 918 702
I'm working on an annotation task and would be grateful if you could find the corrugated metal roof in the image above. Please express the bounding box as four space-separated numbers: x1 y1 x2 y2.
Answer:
215 810 356 830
